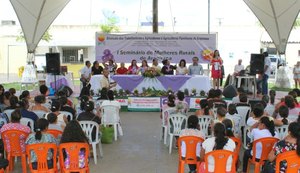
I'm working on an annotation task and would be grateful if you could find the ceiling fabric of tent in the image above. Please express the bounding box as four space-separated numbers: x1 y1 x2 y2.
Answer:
10 0 71 53
243 0 300 54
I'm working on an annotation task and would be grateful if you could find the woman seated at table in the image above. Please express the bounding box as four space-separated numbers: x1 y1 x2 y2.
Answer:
128 59 139 75
116 62 128 75
91 61 103 75
161 59 176 75
176 59 188 75
139 60 149 74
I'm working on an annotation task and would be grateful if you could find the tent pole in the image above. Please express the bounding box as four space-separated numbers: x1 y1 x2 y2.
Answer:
208 0 210 34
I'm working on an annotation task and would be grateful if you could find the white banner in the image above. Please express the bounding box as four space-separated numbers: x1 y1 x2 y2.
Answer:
189 97 202 109
95 33 217 63
128 97 161 111
116 98 128 106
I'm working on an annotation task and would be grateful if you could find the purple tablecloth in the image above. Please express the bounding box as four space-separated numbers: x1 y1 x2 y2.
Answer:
111 75 144 92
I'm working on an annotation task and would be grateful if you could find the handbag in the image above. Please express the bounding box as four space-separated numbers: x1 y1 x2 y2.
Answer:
101 125 114 144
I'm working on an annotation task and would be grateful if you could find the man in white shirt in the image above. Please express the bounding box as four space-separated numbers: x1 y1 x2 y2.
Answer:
188 57 203 75
233 59 244 76
80 61 91 87
257 52 271 95
151 58 161 72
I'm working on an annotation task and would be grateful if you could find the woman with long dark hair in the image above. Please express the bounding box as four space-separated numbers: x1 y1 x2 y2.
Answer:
25 118 57 170
127 59 139 75
60 120 89 169
267 122 300 172
211 50 223 89
200 122 236 172
242 116 277 173
91 61 103 75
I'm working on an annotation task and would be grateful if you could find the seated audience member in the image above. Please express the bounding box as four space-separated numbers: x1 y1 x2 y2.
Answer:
246 103 264 127
225 104 242 136
0 84 4 96
151 58 161 72
176 59 188 75
0 91 11 112
222 118 235 138
47 112 64 132
200 123 236 172
267 122 300 173
139 60 149 74
101 90 121 110
91 60 103 75
179 115 204 173
19 90 30 101
283 95 299 122
30 95 50 112
195 99 213 117
161 94 176 120
8 88 16 96
274 105 289 126
0 109 31 153
212 107 227 129
45 101 67 127
60 120 89 169
39 85 49 97
161 59 176 75
292 88 300 103
116 62 128 75
19 99 39 123
4 95 19 111
288 90 300 107
231 87 244 104
175 91 189 114
242 116 278 173
25 118 57 170
127 59 139 75
235 93 251 107
77 95 89 115
207 89 227 109
77 101 101 140
56 91 73 107
59 96 76 120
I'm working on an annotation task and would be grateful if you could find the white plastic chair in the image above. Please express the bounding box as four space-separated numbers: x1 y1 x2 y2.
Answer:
20 117 35 132
59 111 73 121
242 126 251 149
275 125 289 140
168 113 187 154
32 110 47 118
3 109 15 121
79 121 103 164
236 106 251 127
101 105 123 141
198 115 213 138
161 108 177 145
264 105 275 116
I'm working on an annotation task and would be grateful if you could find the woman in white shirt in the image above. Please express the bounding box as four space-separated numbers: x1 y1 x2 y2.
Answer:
242 116 277 173
176 59 188 75
200 122 236 173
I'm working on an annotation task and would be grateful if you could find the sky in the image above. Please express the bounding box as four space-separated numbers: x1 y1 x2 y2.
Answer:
0 0 258 28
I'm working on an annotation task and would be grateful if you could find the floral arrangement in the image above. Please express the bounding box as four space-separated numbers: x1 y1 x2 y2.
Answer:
142 67 162 78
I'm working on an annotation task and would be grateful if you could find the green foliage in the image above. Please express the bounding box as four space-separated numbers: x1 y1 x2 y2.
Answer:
100 11 120 33
16 30 52 42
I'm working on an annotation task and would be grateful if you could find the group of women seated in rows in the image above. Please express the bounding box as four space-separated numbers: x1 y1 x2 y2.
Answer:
161 87 300 173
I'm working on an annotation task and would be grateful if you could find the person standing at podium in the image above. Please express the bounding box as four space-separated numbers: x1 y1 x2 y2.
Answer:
211 50 223 89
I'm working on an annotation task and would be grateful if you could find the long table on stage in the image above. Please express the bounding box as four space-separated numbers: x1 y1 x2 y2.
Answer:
89 75 211 93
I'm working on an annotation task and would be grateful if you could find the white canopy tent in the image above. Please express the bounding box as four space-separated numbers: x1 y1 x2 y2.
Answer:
10 0 71 60
243 0 300 54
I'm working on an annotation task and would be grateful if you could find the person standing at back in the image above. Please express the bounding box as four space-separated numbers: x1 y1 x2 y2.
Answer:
257 52 271 95
80 61 91 88
188 57 203 76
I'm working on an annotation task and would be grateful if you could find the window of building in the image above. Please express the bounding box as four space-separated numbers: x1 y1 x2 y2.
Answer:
62 48 85 63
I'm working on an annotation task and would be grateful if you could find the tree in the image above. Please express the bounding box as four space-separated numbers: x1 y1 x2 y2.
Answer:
100 10 120 33
16 30 52 42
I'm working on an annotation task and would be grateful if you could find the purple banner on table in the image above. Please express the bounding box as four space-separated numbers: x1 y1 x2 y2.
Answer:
50 78 68 89
111 75 144 92
157 76 191 91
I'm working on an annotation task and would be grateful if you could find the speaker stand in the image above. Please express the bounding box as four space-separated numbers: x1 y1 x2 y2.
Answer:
53 73 57 94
